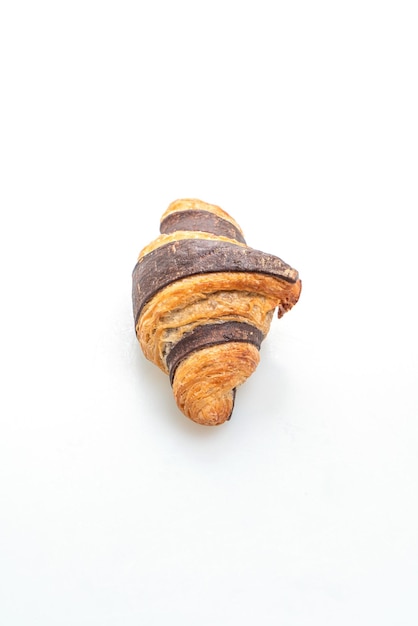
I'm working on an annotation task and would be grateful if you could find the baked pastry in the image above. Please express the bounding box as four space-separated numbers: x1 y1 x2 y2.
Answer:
132 199 301 426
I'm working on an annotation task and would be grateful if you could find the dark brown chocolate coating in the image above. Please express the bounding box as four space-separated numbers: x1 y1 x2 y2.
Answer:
166 321 265 383
132 239 299 324
160 210 246 244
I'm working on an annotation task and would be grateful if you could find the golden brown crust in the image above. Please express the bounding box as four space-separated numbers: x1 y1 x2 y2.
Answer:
136 272 300 371
172 343 260 425
138 230 246 260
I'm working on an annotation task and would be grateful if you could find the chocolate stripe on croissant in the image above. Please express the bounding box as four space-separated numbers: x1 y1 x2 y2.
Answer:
132 239 299 323
160 210 246 244
167 321 265 384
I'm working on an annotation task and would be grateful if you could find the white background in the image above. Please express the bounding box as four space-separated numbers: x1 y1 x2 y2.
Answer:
1 1 417 624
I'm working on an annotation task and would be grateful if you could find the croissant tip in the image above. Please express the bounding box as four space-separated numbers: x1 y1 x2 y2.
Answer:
189 399 234 426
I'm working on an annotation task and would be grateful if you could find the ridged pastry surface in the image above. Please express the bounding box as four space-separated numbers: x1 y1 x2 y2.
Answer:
132 199 301 425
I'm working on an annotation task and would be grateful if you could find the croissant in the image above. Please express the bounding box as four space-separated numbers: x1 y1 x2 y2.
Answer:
132 199 301 426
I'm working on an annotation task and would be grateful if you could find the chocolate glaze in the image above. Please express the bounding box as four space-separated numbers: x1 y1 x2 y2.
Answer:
166 321 265 384
132 239 299 324
160 210 246 244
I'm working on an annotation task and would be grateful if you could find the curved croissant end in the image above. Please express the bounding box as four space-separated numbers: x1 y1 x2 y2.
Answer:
132 199 301 426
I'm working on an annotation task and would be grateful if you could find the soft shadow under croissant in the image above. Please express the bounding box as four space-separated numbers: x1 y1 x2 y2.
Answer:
132 199 301 426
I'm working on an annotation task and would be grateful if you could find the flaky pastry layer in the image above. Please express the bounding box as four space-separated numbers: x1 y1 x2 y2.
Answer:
172 342 260 425
138 230 246 260
136 271 301 371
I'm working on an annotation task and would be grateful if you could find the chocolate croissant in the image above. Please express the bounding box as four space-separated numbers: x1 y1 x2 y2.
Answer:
132 199 301 426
